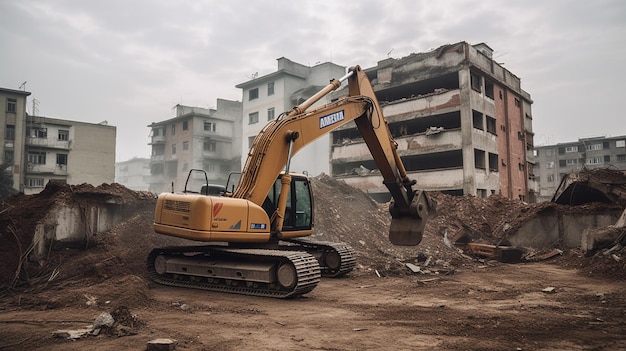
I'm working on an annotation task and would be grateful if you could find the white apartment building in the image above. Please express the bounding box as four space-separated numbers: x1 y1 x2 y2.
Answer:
236 58 346 176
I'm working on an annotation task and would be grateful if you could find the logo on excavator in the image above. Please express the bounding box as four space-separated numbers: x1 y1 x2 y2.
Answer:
319 110 345 129
213 202 223 217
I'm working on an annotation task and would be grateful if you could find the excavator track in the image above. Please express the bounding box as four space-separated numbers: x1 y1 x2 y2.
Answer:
282 239 356 277
147 246 321 298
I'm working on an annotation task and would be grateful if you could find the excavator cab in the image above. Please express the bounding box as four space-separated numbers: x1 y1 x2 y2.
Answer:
262 173 313 233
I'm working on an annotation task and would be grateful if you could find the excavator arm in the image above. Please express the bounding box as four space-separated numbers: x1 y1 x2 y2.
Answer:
234 66 432 245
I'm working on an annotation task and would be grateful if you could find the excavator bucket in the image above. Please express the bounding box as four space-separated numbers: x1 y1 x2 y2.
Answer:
389 190 434 246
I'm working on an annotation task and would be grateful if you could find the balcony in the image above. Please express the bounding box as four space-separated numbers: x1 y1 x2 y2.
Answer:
151 154 164 162
26 137 71 150
151 135 166 144
27 164 68 176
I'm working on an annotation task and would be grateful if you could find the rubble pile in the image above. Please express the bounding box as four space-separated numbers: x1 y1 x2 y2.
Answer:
1 172 624 305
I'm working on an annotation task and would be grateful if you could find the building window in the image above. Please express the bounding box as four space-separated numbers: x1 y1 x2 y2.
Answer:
56 153 68 165
171 124 176 136
472 110 483 130
470 72 481 92
488 153 498 172
565 146 578 153
486 116 496 135
604 155 611 163
586 157 603 165
566 159 577 165
29 128 47 138
547 161 554 169
547 174 554 182
249 112 259 124
204 122 216 132
183 120 189 130
474 149 485 169
484 80 494 99
585 143 602 151
267 107 275 121
617 154 626 162
183 141 189 151
514 98 520 107
206 164 216 173
204 140 216 151
28 151 46 164
249 88 259 100
6 98 17 113
153 128 161 137
27 178 45 187
545 148 554 156
5 125 15 140
559 160 566 167
58 130 69 141
172 144 176 155
477 189 487 198
267 82 275 96
5 150 14 165
617 140 626 148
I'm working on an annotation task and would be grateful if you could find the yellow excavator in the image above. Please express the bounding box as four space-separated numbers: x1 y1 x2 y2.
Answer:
148 66 432 297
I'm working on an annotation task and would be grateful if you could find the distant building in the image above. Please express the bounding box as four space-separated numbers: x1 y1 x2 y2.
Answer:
1 86 117 195
236 58 346 176
0 87 30 192
147 100 242 194
115 157 151 191
534 136 626 202
328 42 535 202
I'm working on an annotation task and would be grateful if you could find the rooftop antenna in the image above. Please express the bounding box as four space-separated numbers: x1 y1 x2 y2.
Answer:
19 81 27 91
387 48 394 57
32 98 39 116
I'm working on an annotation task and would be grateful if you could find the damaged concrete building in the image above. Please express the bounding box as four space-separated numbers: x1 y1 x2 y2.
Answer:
534 135 626 202
329 42 535 202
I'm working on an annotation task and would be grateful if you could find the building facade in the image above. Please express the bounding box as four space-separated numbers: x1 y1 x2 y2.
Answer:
236 58 346 176
147 99 242 194
1 87 31 192
535 136 626 202
329 42 535 202
23 116 116 194
115 157 151 191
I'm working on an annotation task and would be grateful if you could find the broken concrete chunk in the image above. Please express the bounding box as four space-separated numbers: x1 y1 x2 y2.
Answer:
405 263 421 273
52 326 93 340
93 312 115 329
542 287 557 294
147 338 178 351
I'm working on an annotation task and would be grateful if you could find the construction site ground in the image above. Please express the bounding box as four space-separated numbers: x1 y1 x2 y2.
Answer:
1 175 625 350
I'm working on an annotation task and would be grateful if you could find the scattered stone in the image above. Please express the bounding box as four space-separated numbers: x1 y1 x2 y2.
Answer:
93 312 115 329
147 338 178 351
542 287 557 294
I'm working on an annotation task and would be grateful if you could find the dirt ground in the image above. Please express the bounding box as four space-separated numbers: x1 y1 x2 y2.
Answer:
1 175 625 350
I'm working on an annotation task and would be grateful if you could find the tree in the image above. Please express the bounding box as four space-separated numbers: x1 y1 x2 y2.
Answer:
0 163 18 199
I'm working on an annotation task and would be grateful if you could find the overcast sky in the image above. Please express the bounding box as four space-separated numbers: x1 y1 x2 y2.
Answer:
1 0 625 162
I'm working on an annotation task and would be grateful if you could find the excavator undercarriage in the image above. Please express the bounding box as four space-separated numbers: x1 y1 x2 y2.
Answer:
147 239 356 298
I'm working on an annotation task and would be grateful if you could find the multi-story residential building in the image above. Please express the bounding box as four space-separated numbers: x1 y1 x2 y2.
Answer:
535 136 626 201
1 87 31 192
2 86 117 194
115 157 151 191
329 42 535 202
236 58 346 176
147 99 242 194
23 116 116 194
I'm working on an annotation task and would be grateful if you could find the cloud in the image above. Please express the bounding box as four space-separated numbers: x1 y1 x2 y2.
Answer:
1 0 625 160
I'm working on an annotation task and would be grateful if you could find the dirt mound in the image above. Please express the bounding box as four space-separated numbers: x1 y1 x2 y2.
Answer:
1 175 624 311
